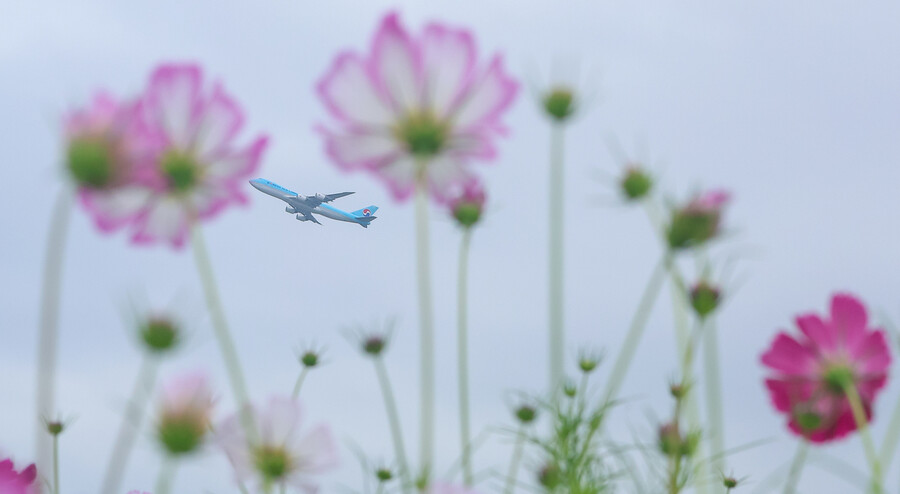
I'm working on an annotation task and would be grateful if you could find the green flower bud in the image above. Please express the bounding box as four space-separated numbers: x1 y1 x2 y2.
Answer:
515 405 537 424
620 167 653 201
690 281 721 318
158 416 207 455
300 350 320 368
578 352 601 374
140 316 179 353
543 87 576 122
452 203 482 228
375 467 394 482
363 335 387 356
794 409 823 432
46 421 65 436
538 463 563 489
563 382 577 398
723 477 738 488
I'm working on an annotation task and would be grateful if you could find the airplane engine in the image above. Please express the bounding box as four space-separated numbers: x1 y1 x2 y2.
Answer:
295 214 308 221
315 193 326 201
285 206 296 214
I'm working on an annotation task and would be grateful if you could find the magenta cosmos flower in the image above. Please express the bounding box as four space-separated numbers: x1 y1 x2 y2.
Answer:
66 93 153 232
0 458 38 494
761 293 892 443
317 12 518 203
217 397 337 492
666 188 731 250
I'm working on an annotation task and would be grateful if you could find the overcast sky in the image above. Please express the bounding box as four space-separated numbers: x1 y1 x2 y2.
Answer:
2 1 900 493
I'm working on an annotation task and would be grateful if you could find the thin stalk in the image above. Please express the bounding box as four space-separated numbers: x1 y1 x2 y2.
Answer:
783 441 808 494
844 381 882 493
154 457 177 494
414 175 436 475
878 391 900 469
291 367 308 400
457 228 474 486
702 317 726 474
602 256 667 404
504 425 526 494
35 187 74 472
52 433 60 494
374 358 410 491
548 122 566 391
191 226 255 440
100 355 159 494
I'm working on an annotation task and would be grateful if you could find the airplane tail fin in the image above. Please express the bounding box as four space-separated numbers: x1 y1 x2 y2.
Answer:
351 206 378 218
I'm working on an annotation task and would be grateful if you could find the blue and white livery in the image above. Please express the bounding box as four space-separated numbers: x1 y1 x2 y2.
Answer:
249 178 378 228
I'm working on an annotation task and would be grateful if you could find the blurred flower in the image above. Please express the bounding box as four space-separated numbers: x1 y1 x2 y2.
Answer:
128 63 269 248
666 189 730 250
514 404 537 424
689 280 721 318
0 458 37 494
217 397 337 491
761 293 892 443
67 93 154 233
317 12 518 203
155 372 214 455
449 179 486 228
657 422 700 457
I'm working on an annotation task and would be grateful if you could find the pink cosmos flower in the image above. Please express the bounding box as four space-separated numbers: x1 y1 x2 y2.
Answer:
761 293 892 443
317 12 518 203
217 397 337 492
155 372 215 455
0 458 38 494
127 63 268 248
66 93 153 233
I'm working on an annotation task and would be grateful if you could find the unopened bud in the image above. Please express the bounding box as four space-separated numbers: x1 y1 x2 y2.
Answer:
666 190 730 250
538 463 562 488
690 281 721 318
620 167 653 201
300 350 320 368
375 467 393 482
363 335 387 356
515 405 537 424
140 316 179 354
46 421 65 436
543 87 576 122
723 477 738 488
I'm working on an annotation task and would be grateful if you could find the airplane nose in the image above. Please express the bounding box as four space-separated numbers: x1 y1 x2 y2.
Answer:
249 180 263 191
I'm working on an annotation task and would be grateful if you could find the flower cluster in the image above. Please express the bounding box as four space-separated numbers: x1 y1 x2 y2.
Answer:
69 64 268 248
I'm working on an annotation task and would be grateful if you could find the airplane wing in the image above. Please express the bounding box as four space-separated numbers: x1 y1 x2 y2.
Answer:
297 210 322 225
322 192 354 202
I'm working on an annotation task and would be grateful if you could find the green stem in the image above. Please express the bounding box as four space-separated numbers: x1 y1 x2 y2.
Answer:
52 433 60 494
602 256 667 404
844 381 882 493
191 226 255 440
702 317 726 474
504 425 526 494
35 188 73 472
878 390 900 470
375 358 410 491
414 176 436 476
457 228 474 485
548 123 566 391
783 441 808 494
291 367 308 400
154 458 177 494
100 355 159 494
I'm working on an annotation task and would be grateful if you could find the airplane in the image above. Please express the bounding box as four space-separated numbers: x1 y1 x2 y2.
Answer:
249 178 378 228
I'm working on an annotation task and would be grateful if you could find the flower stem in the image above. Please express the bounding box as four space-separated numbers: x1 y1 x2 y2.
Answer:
783 441 808 494
548 122 566 392
52 433 60 494
504 425 526 494
878 391 900 471
414 177 436 476
100 355 159 494
702 316 725 474
154 457 177 494
457 228 474 486
35 187 73 472
190 226 255 440
844 381 882 493
602 256 667 404
375 358 410 491
291 367 308 400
